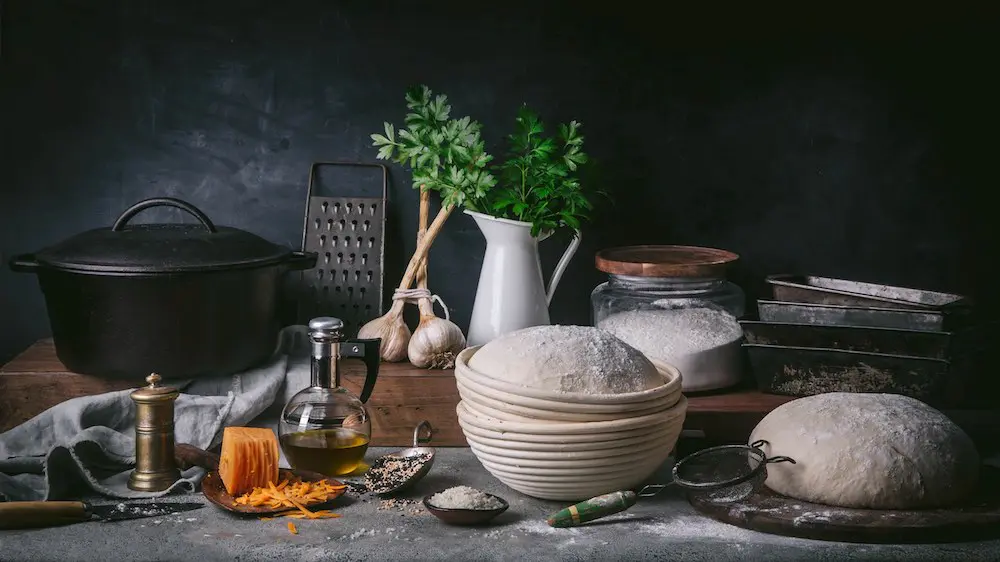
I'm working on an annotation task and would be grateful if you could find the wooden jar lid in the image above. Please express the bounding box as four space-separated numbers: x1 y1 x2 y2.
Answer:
595 245 739 278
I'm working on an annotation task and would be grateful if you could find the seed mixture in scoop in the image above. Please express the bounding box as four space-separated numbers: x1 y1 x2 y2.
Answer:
362 453 433 494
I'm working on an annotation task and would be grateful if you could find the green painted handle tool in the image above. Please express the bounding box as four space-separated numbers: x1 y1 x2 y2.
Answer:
545 440 799 528
546 486 669 528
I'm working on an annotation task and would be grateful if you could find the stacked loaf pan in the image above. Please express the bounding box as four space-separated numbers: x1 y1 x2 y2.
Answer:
742 274 987 408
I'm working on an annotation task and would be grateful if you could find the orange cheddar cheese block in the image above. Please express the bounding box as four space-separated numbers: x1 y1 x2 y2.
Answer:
217 426 280 497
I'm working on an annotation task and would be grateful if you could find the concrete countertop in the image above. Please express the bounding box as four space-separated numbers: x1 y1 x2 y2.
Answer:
4 448 1000 562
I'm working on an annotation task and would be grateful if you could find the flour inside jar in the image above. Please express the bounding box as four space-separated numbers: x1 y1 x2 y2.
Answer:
597 306 743 392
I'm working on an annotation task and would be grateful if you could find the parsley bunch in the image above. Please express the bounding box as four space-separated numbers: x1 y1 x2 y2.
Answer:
372 86 602 239
469 106 598 237
371 85 496 209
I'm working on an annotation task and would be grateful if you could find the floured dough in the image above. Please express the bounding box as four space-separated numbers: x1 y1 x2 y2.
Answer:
468 325 662 394
750 392 979 509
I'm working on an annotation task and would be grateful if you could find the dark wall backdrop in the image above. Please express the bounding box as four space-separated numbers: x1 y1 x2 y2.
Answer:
1 1 996 364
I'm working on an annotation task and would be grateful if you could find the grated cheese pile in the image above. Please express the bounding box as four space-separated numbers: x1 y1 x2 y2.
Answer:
235 478 346 521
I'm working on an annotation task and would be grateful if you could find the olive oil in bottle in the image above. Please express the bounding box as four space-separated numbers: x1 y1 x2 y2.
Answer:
278 317 381 477
280 427 370 476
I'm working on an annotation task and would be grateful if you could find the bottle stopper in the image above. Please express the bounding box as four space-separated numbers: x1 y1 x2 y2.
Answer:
308 316 345 388
128 373 182 492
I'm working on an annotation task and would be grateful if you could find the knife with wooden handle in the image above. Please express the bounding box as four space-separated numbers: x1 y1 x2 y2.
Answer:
174 442 222 470
0 500 204 530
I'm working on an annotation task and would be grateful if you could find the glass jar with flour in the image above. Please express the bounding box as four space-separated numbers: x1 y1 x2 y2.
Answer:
591 245 746 392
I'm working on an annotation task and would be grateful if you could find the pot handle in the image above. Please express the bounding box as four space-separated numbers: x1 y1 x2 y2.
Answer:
286 251 318 271
9 254 40 273
545 229 582 305
112 197 218 233
340 338 381 403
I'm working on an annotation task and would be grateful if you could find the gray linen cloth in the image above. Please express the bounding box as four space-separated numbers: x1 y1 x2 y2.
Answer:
0 325 314 502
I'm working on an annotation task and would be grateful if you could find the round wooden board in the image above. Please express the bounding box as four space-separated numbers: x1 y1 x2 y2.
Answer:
689 467 1000 544
201 469 346 515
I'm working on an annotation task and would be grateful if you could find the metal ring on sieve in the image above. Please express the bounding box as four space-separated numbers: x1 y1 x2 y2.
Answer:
670 439 796 494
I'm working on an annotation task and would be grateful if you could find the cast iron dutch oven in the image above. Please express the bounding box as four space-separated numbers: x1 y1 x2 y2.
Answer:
9 197 317 379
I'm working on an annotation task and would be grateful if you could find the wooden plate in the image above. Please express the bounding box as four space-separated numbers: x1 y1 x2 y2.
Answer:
175 443 346 516
689 467 1000 544
201 469 346 515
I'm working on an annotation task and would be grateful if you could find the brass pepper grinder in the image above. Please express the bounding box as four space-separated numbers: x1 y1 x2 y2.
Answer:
128 373 182 492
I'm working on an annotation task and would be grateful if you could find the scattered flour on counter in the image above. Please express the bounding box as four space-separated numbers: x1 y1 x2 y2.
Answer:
514 512 819 546
635 514 825 546
598 307 744 391
347 528 379 540
481 529 506 539
515 519 581 536
556 537 578 550
634 515 760 540
513 519 584 550
510 513 793 550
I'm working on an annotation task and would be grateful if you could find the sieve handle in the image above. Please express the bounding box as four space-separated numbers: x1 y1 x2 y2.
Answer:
750 439 797 465
546 490 638 528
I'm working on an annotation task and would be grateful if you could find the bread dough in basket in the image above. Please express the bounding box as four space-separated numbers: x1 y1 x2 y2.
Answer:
468 325 662 394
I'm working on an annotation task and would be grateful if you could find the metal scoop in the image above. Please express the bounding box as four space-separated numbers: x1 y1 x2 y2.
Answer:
365 421 435 496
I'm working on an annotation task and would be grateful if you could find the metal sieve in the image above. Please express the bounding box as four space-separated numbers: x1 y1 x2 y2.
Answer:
546 440 796 527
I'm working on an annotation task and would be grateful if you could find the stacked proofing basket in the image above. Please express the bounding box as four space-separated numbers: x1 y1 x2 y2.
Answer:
454 326 687 501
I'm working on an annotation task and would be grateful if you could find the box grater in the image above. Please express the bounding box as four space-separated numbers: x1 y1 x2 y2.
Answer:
294 162 387 337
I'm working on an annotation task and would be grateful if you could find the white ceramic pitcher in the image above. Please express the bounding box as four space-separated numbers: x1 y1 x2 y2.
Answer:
465 210 582 347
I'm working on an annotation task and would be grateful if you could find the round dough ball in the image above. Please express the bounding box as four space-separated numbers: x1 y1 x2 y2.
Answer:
750 392 979 509
468 325 662 394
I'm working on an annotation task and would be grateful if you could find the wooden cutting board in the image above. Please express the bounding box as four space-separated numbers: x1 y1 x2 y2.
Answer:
689 466 1000 543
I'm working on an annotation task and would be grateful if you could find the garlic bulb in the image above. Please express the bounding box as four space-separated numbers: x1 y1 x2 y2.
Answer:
406 187 467 369
358 300 411 362
358 185 459 364
409 313 466 369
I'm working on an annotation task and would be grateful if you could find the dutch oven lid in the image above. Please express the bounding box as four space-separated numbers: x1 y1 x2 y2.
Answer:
35 198 291 274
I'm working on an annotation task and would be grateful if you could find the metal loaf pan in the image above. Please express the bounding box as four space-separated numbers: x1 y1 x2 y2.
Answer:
756 299 951 332
744 344 957 407
765 274 969 310
739 320 953 359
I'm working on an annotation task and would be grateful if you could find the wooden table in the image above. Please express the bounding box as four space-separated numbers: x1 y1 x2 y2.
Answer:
3 340 998 449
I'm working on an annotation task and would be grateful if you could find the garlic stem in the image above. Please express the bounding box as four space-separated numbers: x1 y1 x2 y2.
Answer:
358 188 455 361
416 187 434 317
398 201 454 297
407 187 466 369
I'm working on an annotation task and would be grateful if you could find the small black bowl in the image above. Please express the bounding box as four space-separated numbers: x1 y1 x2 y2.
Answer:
422 492 509 525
